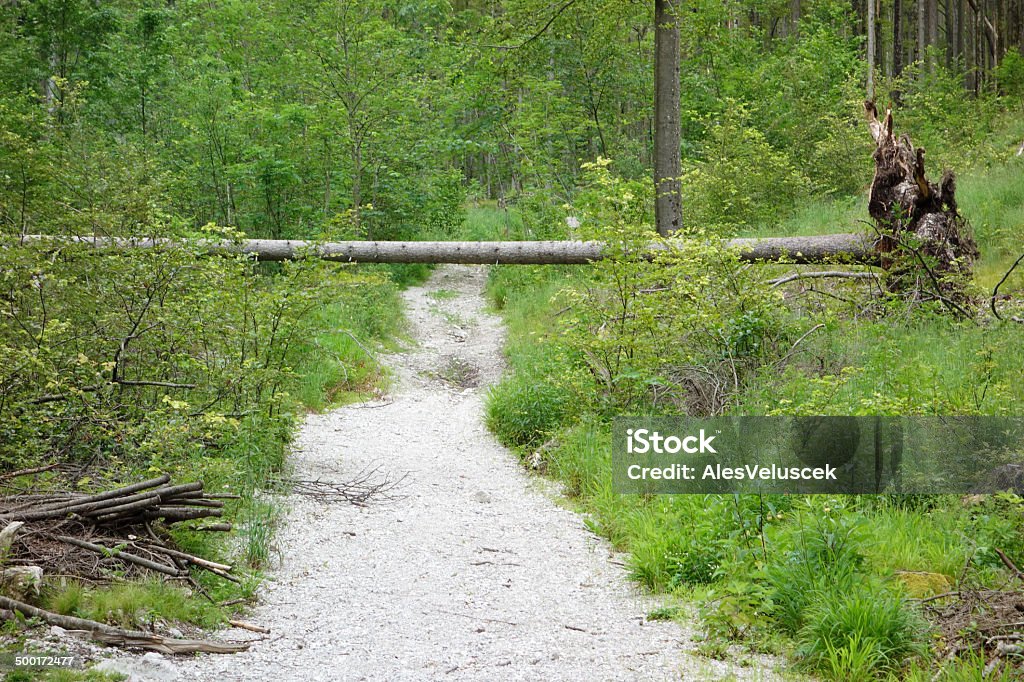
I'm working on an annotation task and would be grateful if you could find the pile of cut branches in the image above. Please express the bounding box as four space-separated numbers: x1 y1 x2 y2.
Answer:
0 472 236 584
0 470 251 654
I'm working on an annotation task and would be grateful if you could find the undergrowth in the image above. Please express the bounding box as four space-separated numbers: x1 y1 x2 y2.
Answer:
481 147 1024 680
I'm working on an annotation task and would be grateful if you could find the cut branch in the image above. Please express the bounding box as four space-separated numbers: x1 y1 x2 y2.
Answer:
53 535 182 576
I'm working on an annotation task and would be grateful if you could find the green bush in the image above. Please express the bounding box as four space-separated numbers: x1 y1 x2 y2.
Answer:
683 104 811 234
485 374 568 448
995 49 1024 99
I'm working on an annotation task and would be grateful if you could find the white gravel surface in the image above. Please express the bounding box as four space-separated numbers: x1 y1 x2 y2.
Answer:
171 265 776 681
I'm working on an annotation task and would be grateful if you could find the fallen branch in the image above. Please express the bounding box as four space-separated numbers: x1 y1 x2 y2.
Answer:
0 464 60 483
53 535 182 577
228 619 270 634
275 465 406 507
768 270 879 287
990 253 1024 321
994 547 1024 581
193 523 233 532
774 324 826 368
0 595 248 654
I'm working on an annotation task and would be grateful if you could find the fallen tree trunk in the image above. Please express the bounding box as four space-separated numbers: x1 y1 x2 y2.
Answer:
13 233 881 266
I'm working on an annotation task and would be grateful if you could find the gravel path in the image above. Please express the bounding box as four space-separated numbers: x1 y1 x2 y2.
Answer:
173 265 772 681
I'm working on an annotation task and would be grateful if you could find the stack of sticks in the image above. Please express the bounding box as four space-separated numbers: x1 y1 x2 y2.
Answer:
0 473 238 583
4 474 228 525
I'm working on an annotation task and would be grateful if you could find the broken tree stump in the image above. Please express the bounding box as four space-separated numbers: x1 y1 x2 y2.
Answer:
864 100 979 309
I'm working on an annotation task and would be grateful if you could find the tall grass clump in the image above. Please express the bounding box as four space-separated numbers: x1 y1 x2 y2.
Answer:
798 584 928 679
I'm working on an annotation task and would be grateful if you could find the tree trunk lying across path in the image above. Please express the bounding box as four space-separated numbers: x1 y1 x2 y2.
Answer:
15 232 881 265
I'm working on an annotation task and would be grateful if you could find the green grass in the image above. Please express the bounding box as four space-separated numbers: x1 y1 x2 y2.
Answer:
43 579 224 630
463 205 527 241
957 155 1024 284
797 582 929 678
428 288 458 301
735 317 1024 416
294 268 405 410
4 671 123 682
743 195 865 238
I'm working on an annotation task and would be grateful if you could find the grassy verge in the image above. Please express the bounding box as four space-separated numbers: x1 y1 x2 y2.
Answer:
480 154 1024 680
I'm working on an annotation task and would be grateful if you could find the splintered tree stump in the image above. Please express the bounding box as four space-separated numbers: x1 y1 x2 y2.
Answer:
864 100 979 308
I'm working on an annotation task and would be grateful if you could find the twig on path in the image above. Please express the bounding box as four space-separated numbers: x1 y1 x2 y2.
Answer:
434 608 518 627
228 619 270 634
272 465 407 506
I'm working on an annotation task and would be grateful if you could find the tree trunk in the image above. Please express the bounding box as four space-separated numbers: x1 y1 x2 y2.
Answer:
864 101 978 307
956 0 966 66
17 234 881 266
868 0 878 97
919 0 928 61
946 0 955 66
654 0 682 237
894 0 905 77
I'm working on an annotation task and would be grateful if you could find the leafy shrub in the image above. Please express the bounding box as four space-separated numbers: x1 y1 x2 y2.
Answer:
683 103 811 234
515 188 572 240
995 49 1024 99
424 168 468 238
485 374 568 448
0 234 358 489
666 538 722 587
563 159 793 414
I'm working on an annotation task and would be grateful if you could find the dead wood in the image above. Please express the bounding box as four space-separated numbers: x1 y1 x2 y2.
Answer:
193 523 233 532
16 233 881 265
864 100 979 307
53 535 183 576
0 474 239 583
274 465 406 507
0 464 60 483
228 619 270 634
768 270 879 287
0 595 249 654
